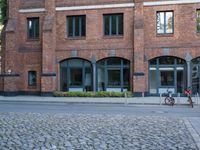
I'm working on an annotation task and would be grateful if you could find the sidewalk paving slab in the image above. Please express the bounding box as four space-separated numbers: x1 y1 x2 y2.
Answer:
0 96 199 106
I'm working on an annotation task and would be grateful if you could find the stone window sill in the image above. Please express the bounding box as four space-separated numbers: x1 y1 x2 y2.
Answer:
27 85 37 89
156 34 174 37
26 38 40 42
103 35 124 39
66 37 86 40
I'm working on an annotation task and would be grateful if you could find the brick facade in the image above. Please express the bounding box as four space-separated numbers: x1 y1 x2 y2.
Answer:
1 0 200 96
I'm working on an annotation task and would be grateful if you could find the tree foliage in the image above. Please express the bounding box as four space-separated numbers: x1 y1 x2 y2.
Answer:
0 0 7 24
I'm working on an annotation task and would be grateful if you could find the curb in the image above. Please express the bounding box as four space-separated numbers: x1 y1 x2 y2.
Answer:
0 100 199 107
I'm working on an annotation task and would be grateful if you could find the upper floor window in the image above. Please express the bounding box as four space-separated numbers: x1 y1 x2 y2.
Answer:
104 14 123 36
28 71 37 86
197 10 200 33
27 18 39 39
67 15 86 38
156 11 174 34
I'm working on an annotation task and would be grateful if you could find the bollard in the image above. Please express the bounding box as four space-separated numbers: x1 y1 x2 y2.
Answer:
177 93 180 105
142 92 145 105
124 92 128 106
142 92 145 97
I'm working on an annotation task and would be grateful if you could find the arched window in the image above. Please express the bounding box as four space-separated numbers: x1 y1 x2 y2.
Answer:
60 58 92 92
149 56 186 94
192 57 200 94
97 57 130 92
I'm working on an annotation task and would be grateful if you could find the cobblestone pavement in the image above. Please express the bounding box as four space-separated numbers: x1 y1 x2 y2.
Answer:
0 113 198 150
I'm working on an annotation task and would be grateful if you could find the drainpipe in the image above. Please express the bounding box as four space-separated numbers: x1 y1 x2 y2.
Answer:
186 61 191 88
185 53 192 88
91 56 96 92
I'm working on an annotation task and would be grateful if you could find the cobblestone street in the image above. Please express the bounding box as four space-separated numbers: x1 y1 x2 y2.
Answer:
0 113 198 150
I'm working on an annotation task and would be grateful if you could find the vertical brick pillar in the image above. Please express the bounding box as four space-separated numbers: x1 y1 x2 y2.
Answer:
133 1 146 96
2 0 20 95
41 0 56 96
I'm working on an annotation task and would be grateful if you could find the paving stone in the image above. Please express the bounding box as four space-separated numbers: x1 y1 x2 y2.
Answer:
0 113 198 150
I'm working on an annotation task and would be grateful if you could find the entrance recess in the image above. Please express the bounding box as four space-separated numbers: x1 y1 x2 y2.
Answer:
97 57 130 92
149 56 186 94
60 58 92 92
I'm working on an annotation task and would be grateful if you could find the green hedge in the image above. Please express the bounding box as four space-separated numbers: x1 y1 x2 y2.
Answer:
53 91 133 97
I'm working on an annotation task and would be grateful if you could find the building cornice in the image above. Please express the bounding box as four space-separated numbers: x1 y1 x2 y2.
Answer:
56 3 135 11
144 0 200 6
18 0 200 13
19 8 46 13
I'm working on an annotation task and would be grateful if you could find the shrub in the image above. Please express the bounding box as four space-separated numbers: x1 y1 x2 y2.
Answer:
53 91 132 97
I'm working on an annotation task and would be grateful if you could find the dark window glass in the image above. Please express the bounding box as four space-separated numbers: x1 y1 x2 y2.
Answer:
157 11 173 34
107 58 121 65
160 70 174 86
150 59 157 65
118 14 123 35
81 16 86 36
192 65 200 94
176 58 185 64
177 70 184 93
193 57 200 65
159 57 174 65
123 59 129 66
27 18 39 39
111 15 117 35
123 69 130 88
149 69 157 94
75 17 80 36
197 10 200 33
70 68 82 86
67 15 86 37
107 70 121 86
104 14 123 36
104 15 110 35
28 71 37 86
68 17 73 37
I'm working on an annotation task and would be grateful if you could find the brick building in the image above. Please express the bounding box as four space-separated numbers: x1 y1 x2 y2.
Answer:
1 0 200 96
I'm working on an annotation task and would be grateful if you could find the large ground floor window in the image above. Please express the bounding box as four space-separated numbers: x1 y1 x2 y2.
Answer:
60 58 92 91
149 57 186 94
192 57 200 94
97 58 130 92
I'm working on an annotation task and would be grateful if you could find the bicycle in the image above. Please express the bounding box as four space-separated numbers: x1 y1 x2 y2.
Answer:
184 89 193 108
164 89 175 106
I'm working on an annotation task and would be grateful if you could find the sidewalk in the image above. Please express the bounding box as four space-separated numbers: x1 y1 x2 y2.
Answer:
0 96 199 105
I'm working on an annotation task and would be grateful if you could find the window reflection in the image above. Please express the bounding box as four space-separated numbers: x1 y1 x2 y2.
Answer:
157 11 173 34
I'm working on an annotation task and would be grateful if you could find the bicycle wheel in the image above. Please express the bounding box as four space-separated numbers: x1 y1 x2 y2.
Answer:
188 96 193 108
171 98 175 106
165 97 172 105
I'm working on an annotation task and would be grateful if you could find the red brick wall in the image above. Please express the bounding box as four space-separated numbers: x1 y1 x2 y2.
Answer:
2 0 200 94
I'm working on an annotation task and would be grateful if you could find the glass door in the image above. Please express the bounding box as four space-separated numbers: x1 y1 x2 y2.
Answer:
69 68 83 91
192 65 200 94
158 67 175 94
106 68 121 92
